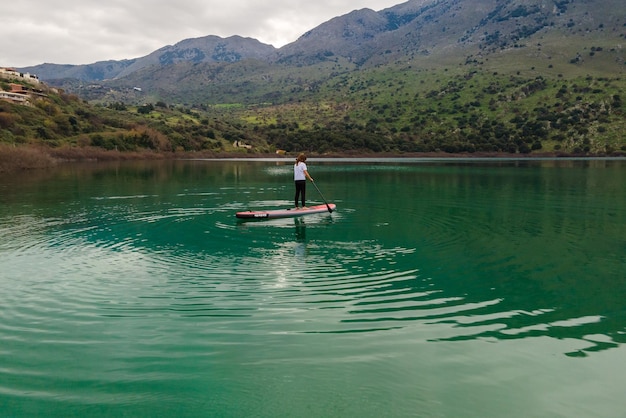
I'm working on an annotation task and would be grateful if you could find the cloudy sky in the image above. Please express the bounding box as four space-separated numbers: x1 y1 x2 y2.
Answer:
1 0 404 68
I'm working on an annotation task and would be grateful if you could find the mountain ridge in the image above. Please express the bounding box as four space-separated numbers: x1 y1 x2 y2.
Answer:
18 0 624 88
4 0 623 159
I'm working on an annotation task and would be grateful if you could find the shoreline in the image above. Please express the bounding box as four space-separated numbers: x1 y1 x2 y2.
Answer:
1 144 625 173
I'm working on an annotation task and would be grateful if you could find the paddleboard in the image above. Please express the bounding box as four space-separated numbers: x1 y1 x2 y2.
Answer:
236 203 336 219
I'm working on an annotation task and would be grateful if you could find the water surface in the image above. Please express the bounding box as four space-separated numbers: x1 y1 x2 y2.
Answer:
1 158 625 417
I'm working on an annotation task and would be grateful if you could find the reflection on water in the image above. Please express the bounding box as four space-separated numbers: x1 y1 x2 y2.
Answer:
0 159 625 417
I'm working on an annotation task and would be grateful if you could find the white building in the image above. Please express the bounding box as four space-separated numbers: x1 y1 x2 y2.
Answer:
0 67 40 84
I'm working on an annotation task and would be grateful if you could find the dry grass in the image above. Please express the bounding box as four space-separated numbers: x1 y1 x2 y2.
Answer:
1 144 619 174
0 144 57 172
0 145 174 173
48 146 169 162
0 145 275 173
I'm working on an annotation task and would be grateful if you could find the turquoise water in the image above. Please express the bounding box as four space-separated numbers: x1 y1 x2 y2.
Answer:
1 158 625 417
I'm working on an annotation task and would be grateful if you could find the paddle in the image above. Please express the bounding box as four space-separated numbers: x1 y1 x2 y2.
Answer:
311 180 333 213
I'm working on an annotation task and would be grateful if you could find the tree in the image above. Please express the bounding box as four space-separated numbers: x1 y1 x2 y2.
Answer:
137 104 154 114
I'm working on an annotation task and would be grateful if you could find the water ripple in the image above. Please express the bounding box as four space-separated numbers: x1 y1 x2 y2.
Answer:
2 160 626 416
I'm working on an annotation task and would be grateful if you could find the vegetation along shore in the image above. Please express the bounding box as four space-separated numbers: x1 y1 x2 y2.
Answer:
2 0 625 172
2 69 624 174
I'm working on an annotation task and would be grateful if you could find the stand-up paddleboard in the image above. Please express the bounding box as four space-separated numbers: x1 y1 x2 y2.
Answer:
236 203 336 219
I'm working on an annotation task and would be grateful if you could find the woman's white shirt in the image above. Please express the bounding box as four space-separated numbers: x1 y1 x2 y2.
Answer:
294 162 307 181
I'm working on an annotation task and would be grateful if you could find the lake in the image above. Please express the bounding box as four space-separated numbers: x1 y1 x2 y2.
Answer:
1 158 625 417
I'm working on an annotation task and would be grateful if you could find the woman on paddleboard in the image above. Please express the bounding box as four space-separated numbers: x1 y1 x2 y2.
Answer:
294 153 314 209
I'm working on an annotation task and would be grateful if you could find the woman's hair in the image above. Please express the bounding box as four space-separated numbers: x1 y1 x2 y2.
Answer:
296 153 307 163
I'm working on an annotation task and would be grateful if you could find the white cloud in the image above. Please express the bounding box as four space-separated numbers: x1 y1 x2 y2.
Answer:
0 0 403 67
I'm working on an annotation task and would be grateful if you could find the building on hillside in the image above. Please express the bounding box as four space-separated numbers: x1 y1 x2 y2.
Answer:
0 82 46 105
0 67 40 84
1 83 29 105
0 90 30 105
233 141 252 149
0 67 51 105
10 83 28 93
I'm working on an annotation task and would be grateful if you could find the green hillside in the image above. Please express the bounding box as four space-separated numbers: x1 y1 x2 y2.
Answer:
239 67 625 155
2 65 624 161
2 0 625 166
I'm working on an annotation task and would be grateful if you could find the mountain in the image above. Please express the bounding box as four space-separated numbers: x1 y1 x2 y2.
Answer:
20 0 625 89
4 0 623 157
19 60 137 82
114 35 276 79
277 0 625 68
19 35 275 83
0 0 626 155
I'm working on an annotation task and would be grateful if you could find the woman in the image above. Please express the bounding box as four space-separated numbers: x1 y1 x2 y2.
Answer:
294 153 314 209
